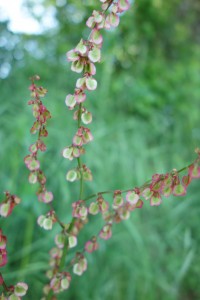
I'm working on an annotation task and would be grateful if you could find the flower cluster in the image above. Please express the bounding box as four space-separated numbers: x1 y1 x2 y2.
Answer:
0 230 7 267
0 281 28 300
23 1 200 299
0 231 28 299
66 164 92 182
88 190 142 224
24 75 53 204
44 233 74 294
73 157 200 265
141 158 200 206
43 256 72 297
49 271 71 294
0 192 20 218
63 0 131 188
43 247 67 295
84 191 142 242
99 0 130 14
72 253 88 276
37 210 57 230
85 237 99 253
0 191 28 298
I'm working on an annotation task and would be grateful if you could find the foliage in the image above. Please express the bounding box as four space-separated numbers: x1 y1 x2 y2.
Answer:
0 0 200 299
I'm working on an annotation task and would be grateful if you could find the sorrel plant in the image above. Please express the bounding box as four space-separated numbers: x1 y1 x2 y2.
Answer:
1 0 200 299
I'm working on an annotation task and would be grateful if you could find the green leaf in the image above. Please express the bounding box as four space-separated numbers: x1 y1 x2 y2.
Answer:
150 193 162 206
90 29 103 45
173 184 186 196
68 235 77 248
67 50 79 61
142 188 153 200
89 202 99 215
43 218 53 230
86 77 97 90
126 191 139 204
28 172 37 184
71 60 84 73
14 282 28 296
88 47 101 63
66 169 77 182
0 203 9 217
75 39 87 55
42 191 53 203
61 277 70 290
81 111 92 124
65 94 76 108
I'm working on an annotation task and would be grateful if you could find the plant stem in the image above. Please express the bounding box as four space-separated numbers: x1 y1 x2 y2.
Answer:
105 0 115 12
48 202 65 229
46 289 54 300
0 272 9 292
77 103 84 200
59 236 69 271
82 161 194 202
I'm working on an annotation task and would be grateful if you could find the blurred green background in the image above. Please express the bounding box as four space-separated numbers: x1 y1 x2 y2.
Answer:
0 0 200 299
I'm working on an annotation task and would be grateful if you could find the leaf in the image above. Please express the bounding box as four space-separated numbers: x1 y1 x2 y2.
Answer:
71 60 84 73
0 203 10 217
68 235 77 248
43 218 53 230
28 159 40 171
136 199 144 208
75 92 86 103
55 233 65 248
188 164 200 178
75 39 87 55
90 29 103 45
107 13 120 28
118 0 130 11
66 50 79 61
85 77 97 90
88 47 101 63
161 185 172 197
86 16 94 28
73 134 83 146
89 202 99 215
66 169 78 182
37 215 45 227
142 188 153 200
126 190 139 205
93 11 103 23
182 175 192 187
42 191 54 203
62 147 73 159
65 94 76 108
99 225 112 240
150 192 162 206
73 263 83 276
76 77 86 89
61 277 70 290
28 172 38 184
113 193 124 209
81 111 92 124
173 184 186 196
83 170 93 181
14 282 28 297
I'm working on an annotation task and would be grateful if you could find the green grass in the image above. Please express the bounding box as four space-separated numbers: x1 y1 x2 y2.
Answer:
1 12 200 299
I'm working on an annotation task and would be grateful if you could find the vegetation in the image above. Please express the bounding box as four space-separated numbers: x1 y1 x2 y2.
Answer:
0 0 200 299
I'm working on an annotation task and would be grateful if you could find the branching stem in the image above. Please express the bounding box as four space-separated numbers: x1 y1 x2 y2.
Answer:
77 103 84 200
83 161 194 202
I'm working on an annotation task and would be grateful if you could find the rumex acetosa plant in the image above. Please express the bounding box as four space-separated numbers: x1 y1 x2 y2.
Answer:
1 0 200 299
0 193 28 299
